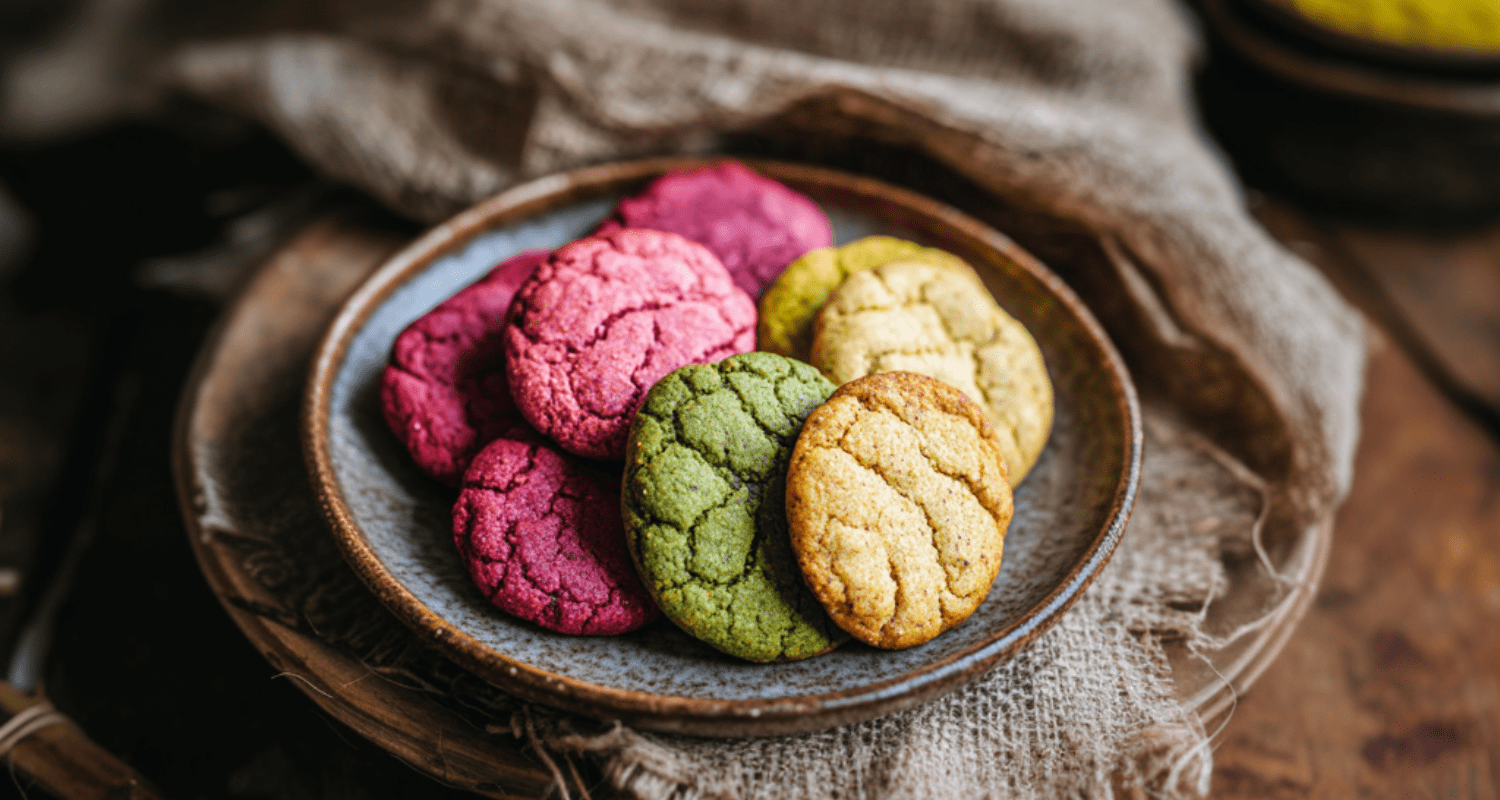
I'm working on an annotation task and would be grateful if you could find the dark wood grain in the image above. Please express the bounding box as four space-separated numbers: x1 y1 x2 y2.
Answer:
1252 197 1500 431
1326 225 1500 412
1212 338 1500 799
1209 199 1500 797
0 683 167 800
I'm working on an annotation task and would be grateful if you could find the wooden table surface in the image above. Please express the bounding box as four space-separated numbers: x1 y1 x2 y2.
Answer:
1208 204 1500 800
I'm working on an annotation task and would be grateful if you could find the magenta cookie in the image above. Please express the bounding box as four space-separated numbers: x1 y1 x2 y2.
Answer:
504 229 757 460
453 435 658 635
381 250 547 486
595 161 833 298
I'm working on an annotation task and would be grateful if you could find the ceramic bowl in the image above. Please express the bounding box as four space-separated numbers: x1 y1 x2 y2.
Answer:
303 158 1141 737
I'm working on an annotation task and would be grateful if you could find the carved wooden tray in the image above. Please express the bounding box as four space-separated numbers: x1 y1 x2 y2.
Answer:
174 166 1328 794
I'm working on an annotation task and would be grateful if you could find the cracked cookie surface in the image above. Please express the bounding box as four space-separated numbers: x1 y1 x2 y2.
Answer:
757 235 972 361
452 434 659 635
504 229 757 460
381 249 547 486
622 352 846 662
811 259 1053 483
786 371 1013 649
595 161 833 299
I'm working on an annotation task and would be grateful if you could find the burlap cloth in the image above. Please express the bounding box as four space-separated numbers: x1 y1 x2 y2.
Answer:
2 1 1366 797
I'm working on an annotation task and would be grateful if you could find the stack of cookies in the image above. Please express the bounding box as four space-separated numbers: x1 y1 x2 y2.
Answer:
380 161 1054 661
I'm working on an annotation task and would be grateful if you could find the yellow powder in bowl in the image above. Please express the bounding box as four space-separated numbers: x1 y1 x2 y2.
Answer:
1271 0 1500 54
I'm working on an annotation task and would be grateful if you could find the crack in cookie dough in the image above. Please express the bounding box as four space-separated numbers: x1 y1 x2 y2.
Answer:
787 372 1013 649
452 435 658 636
811 259 1053 483
381 250 547 486
595 161 833 299
826 406 999 620
505 230 757 459
622 352 846 662
757 235 973 361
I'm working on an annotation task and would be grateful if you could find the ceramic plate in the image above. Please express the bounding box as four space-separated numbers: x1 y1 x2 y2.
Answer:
303 158 1141 737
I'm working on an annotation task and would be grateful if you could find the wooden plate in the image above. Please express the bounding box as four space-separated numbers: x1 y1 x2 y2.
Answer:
301 158 1141 737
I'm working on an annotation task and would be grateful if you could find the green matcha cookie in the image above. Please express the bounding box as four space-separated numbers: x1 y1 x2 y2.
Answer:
757 235 973 361
622 352 847 662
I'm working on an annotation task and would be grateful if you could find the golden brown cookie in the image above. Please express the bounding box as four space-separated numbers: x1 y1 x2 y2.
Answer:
757 236 973 361
786 371 1014 649
810 259 1053 483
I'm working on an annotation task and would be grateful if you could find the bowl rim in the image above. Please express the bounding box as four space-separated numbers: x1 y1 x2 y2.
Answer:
1203 0 1500 117
302 156 1143 736
1236 0 1500 73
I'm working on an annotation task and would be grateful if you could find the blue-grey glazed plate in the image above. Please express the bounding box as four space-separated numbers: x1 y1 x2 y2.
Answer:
304 158 1141 737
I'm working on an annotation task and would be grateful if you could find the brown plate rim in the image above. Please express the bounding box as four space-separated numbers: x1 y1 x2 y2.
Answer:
301 157 1143 736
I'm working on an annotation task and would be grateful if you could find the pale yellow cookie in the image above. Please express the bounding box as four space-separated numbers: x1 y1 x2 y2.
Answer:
786 371 1013 649
757 236 973 361
810 259 1053 483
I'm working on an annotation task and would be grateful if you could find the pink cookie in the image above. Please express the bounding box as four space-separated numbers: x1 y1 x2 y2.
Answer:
381 250 547 486
453 435 658 635
596 161 833 298
505 229 757 460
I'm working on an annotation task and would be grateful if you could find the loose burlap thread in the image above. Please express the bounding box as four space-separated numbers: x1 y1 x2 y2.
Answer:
1 1 1366 797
